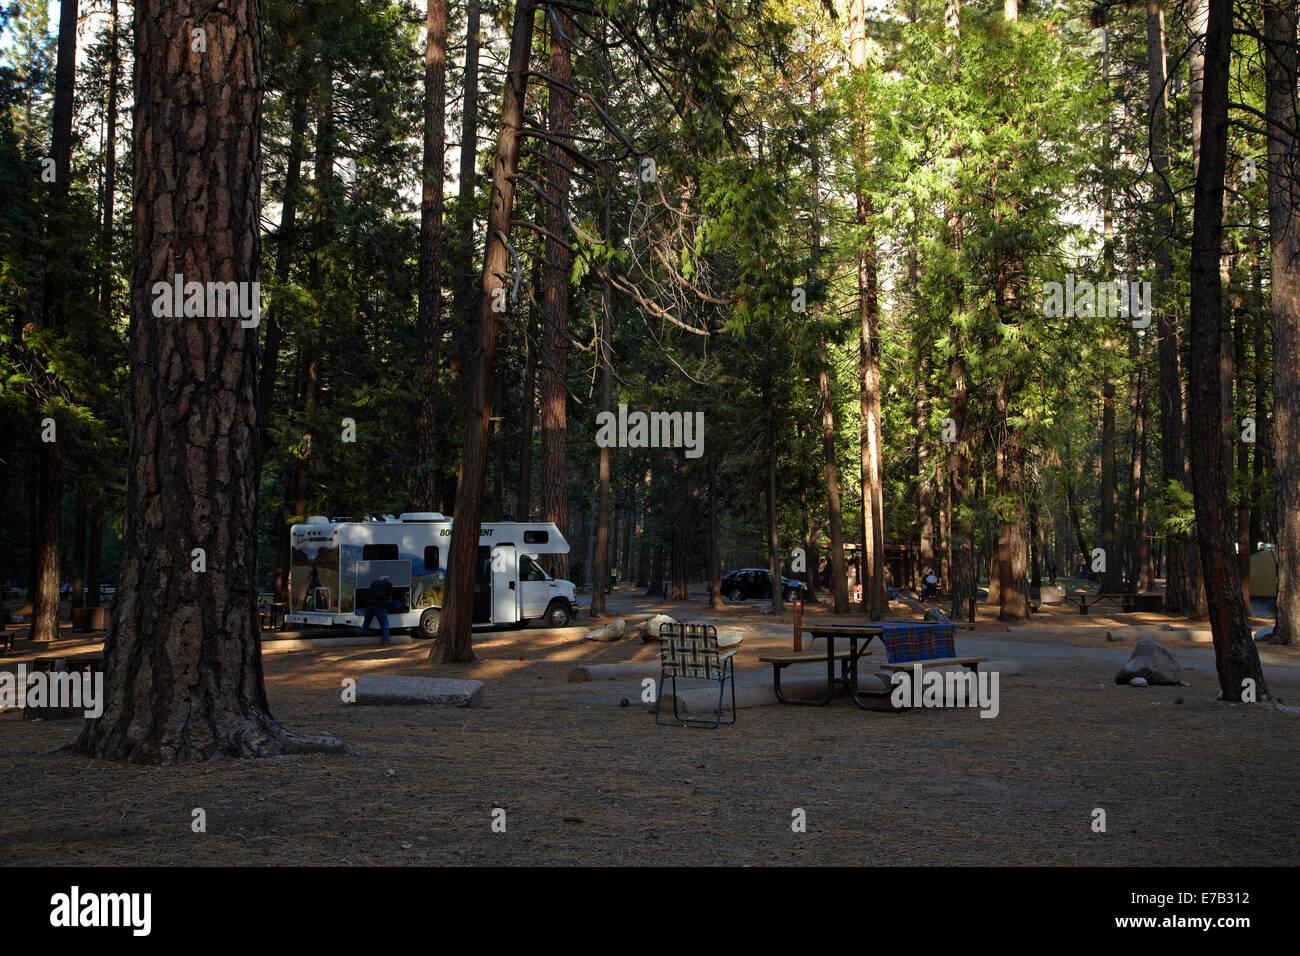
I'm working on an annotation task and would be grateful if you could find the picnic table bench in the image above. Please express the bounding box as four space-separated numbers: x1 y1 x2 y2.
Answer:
759 642 877 706
1066 592 1136 615
23 655 103 720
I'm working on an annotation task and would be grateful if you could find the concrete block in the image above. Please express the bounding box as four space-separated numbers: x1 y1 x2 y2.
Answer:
354 674 484 706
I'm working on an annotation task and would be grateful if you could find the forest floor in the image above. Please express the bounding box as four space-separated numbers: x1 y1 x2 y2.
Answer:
2 588 1299 866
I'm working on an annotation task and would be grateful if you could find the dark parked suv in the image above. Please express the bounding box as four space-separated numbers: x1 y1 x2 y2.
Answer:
721 568 810 603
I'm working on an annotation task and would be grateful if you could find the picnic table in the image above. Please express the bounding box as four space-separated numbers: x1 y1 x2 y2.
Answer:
760 624 882 707
258 602 288 631
760 621 983 710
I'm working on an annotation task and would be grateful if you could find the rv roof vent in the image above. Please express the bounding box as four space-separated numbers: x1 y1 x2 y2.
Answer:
305 515 331 524
399 512 448 522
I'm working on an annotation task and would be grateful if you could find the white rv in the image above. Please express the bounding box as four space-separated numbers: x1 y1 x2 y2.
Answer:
284 512 580 637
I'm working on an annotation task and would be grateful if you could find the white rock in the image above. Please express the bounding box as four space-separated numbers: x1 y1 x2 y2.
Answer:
640 613 678 642
583 619 627 642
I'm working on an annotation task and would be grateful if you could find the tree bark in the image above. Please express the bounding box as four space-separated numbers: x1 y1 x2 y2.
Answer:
1186 0 1270 698
539 7 574 580
1266 0 1299 644
412 0 448 510
433 0 536 664
77 0 352 761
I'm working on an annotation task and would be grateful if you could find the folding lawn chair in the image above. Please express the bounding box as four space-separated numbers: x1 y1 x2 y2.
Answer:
655 622 737 728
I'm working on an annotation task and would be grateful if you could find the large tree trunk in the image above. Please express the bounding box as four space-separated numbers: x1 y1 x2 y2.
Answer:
539 7 574 580
77 0 351 761
1266 0 1299 644
1186 0 1270 699
433 0 536 664
412 0 448 510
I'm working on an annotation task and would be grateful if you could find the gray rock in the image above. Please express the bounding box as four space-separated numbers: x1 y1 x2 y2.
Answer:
1129 677 1149 687
982 659 1025 676
640 613 678 642
923 607 951 624
716 628 744 649
354 674 484 707
759 602 773 614
1254 625 1275 642
583 618 627 642
1115 637 1181 686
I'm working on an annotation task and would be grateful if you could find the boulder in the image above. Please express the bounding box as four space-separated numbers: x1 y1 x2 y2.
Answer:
716 628 744 649
583 619 626 642
924 607 951 625
354 674 483 706
1254 625 1275 643
1129 677 1149 687
759 602 774 615
639 613 678 643
1115 637 1181 686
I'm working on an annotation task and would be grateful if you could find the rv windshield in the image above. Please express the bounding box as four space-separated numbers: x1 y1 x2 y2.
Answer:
520 555 549 581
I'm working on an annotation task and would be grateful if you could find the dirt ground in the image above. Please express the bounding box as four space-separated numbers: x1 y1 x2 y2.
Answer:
3 591 1299 866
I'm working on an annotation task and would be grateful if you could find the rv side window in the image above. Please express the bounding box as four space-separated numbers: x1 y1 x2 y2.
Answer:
520 555 548 582
523 530 548 544
362 544 399 561
424 546 440 570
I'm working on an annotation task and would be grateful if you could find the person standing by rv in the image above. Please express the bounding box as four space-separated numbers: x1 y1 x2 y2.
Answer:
361 573 394 645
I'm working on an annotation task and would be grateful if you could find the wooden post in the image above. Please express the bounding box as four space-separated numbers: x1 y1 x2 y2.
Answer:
793 597 803 651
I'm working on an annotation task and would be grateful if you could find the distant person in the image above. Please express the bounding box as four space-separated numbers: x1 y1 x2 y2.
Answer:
361 573 394 645
1048 561 1058 587
921 570 939 600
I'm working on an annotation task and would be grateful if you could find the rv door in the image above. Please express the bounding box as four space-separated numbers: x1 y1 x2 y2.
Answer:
492 543 517 624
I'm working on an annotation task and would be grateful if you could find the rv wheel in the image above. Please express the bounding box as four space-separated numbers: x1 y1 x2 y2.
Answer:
545 600 571 628
416 607 441 640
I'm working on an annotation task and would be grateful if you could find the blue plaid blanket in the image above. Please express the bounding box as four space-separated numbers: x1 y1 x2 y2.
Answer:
871 622 956 663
